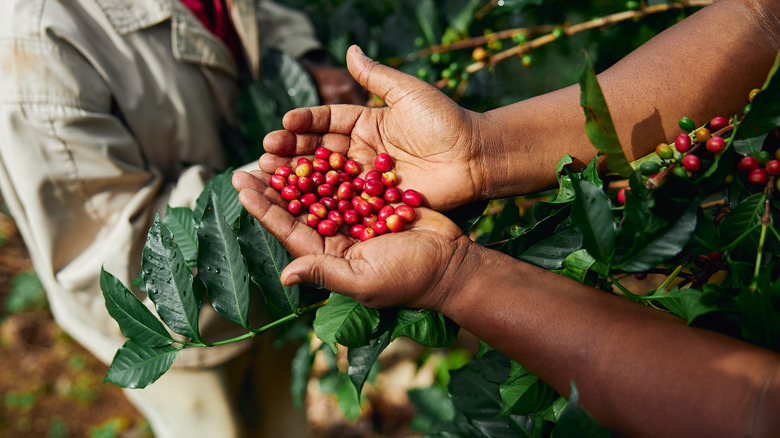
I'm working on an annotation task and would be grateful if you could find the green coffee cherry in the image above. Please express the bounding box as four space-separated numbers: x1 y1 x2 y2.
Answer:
639 161 661 175
678 117 696 132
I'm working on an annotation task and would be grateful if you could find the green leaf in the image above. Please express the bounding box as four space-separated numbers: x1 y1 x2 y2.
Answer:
237 210 300 315
719 193 768 261
291 340 316 411
193 172 243 227
733 51 780 139
570 176 616 264
348 314 395 396
445 0 481 33
408 386 456 433
197 188 251 329
104 340 178 389
518 226 583 270
318 372 361 420
163 206 199 269
100 268 173 348
613 202 698 272
642 287 717 325
733 277 780 351
392 309 459 347
448 351 534 438
551 381 609 438
499 362 557 416
262 48 320 110
579 56 632 177
313 293 380 353
142 212 202 340
732 133 768 157
4 271 46 314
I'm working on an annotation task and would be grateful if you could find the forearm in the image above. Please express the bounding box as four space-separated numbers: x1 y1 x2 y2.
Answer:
440 242 780 437
477 0 780 199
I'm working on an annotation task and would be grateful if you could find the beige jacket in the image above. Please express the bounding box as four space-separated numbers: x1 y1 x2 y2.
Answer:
0 0 320 367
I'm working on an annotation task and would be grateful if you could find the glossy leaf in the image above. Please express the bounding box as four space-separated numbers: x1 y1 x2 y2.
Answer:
291 340 316 411
445 0 481 33
614 203 698 272
570 177 616 264
561 249 608 286
100 268 173 348
550 382 609 437
642 287 716 325
719 193 766 261
499 362 557 416
416 0 438 44
518 226 583 270
142 213 201 340
237 210 300 314
733 51 780 139
579 56 632 177
313 293 380 353
408 386 456 433
733 274 780 351
448 351 534 438
194 172 243 228
163 206 199 269
262 48 320 111
104 340 178 389
348 314 395 396
392 309 459 348
197 188 251 329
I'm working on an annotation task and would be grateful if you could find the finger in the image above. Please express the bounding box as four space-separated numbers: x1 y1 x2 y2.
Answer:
346 45 430 107
232 170 267 192
262 130 352 159
282 105 369 135
237 185 324 259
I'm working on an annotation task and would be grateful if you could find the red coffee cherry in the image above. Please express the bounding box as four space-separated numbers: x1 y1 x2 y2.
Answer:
372 220 389 235
318 219 338 237
287 199 303 215
344 209 361 225
295 161 313 178
324 170 340 186
709 116 729 131
362 213 378 228
381 171 398 187
682 154 701 172
287 174 299 186
383 186 402 203
281 185 301 201
737 156 759 174
402 189 423 207
374 153 393 172
766 159 780 176
312 158 330 173
306 214 321 227
365 170 381 181
269 174 287 191
337 199 351 213
351 177 365 191
705 136 725 154
360 227 377 241
337 182 354 200
275 165 292 178
355 198 372 216
315 147 331 159
748 168 769 185
378 205 395 221
320 196 338 211
297 176 314 193
327 210 344 227
311 172 324 186
386 214 406 233
349 224 365 239
338 171 352 184
395 205 415 223
616 187 627 206
367 196 386 213
300 193 318 209
309 202 328 220
344 159 361 176
364 179 384 197
329 152 345 170
674 133 692 153
316 183 335 197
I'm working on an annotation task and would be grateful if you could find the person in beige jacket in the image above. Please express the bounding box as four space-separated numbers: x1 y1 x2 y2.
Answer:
0 0 361 436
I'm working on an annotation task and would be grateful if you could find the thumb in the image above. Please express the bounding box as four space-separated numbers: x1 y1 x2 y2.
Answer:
281 253 365 294
346 45 428 106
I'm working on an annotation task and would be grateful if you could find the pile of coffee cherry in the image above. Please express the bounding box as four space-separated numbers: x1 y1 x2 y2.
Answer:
269 148 422 240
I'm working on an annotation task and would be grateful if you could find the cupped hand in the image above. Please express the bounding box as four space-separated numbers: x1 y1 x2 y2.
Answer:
261 45 488 211
232 170 474 311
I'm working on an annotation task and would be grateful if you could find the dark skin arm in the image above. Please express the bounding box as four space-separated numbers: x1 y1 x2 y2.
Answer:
235 0 780 435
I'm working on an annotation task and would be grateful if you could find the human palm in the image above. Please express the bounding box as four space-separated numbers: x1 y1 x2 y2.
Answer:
232 170 469 310
260 45 484 211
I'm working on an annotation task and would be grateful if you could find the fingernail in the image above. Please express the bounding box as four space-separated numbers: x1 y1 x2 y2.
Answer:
353 45 365 56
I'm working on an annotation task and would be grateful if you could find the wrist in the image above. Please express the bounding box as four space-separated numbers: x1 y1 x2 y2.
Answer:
433 237 496 319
